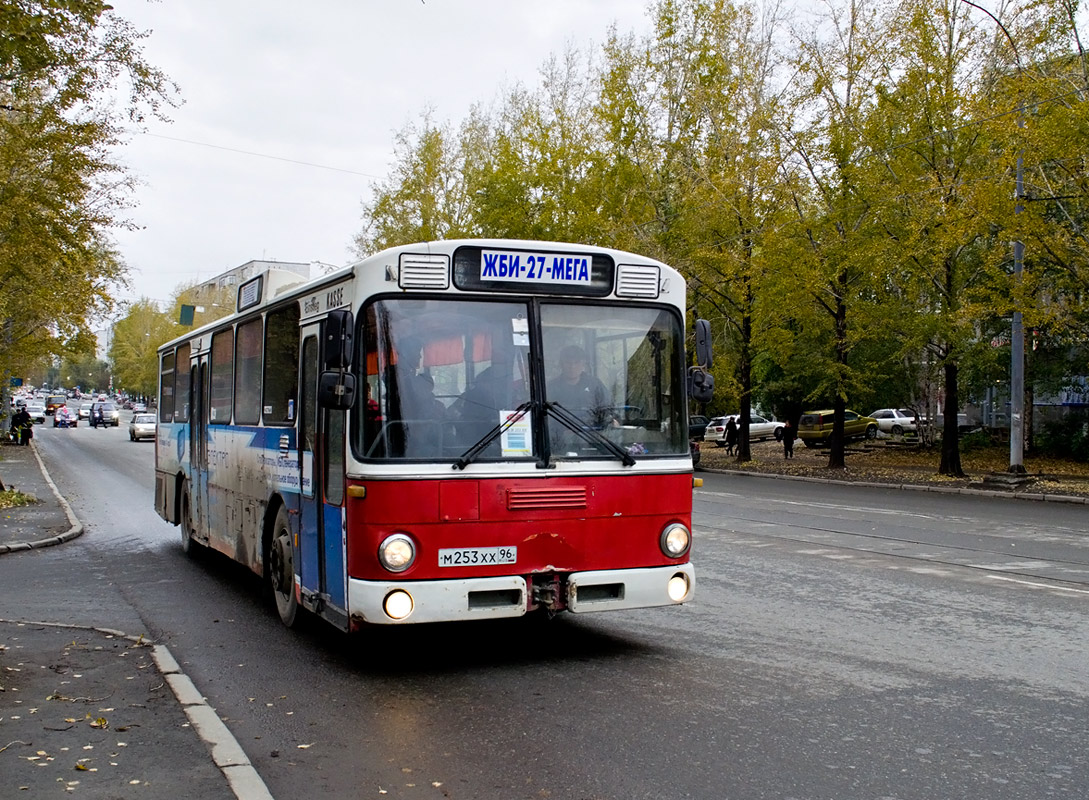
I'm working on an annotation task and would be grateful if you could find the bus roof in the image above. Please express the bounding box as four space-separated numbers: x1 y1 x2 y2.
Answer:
158 239 683 353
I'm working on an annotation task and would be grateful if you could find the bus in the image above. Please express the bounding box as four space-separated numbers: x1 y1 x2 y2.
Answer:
154 239 709 632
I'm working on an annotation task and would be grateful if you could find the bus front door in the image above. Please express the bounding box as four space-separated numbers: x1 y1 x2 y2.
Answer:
189 356 209 541
297 326 348 621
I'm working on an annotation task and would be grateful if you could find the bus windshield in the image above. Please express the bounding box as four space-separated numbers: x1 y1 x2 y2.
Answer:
356 298 687 461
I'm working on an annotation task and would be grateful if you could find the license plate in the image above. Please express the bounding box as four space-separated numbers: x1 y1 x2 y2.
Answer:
438 546 517 567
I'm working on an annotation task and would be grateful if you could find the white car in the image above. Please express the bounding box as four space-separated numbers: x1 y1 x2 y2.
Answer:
869 408 919 436
128 413 157 441
704 413 784 445
26 403 46 425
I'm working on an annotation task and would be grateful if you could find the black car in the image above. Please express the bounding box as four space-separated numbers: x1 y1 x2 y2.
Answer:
688 415 710 440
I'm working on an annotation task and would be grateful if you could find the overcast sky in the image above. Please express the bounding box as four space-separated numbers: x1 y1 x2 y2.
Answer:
106 0 656 309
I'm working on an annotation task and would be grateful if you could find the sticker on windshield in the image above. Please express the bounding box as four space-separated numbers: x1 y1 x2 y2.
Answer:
481 249 592 286
500 409 532 456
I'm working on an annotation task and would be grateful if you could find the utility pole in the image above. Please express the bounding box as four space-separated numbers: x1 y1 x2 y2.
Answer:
960 0 1027 475
1009 142 1026 474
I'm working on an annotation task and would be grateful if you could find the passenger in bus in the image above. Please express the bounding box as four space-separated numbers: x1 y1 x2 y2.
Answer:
547 345 616 429
391 337 444 456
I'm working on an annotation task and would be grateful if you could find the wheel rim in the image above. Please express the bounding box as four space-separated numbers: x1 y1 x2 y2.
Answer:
270 532 293 597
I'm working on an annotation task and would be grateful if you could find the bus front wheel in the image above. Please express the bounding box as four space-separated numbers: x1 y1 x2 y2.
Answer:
179 484 202 557
269 506 298 628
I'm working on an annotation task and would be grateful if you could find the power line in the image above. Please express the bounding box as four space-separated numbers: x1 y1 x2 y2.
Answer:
135 131 386 179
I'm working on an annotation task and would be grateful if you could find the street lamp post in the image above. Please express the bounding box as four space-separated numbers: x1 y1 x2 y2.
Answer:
1009 155 1026 474
960 0 1026 476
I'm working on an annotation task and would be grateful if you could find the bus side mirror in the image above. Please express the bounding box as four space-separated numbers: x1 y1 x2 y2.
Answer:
694 319 712 369
324 310 354 370
688 367 714 404
318 371 357 410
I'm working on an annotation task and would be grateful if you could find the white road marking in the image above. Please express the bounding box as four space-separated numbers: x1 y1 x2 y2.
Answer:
986 575 1089 595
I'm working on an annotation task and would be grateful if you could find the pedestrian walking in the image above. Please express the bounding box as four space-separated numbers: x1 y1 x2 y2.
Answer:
724 416 738 456
782 419 795 459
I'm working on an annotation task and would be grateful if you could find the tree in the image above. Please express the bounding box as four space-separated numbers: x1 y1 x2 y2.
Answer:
649 0 793 462
109 300 177 399
354 113 473 254
0 0 178 386
859 0 1053 476
786 0 898 469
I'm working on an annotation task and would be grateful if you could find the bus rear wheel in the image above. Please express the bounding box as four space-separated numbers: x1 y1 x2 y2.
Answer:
269 506 298 628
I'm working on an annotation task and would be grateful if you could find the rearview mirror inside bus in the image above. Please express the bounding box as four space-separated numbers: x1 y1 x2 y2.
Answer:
318 371 357 410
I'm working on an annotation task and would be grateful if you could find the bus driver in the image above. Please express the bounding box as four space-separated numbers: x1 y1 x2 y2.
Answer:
547 345 617 429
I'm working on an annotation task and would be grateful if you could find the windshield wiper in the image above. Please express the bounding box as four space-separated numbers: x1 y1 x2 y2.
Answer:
452 402 533 471
545 402 636 467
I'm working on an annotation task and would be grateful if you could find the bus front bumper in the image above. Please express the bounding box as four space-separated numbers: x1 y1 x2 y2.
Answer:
348 563 695 625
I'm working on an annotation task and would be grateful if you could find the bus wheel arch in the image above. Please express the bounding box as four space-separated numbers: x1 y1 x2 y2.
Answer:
265 499 299 628
178 477 202 556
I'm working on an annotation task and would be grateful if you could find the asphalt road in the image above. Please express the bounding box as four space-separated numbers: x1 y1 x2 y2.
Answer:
4 423 1087 799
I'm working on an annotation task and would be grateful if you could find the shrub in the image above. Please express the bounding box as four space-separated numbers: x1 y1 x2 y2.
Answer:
1035 412 1089 462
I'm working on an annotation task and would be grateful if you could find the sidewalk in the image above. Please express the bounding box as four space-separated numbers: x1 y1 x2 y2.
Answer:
0 441 273 799
0 440 81 553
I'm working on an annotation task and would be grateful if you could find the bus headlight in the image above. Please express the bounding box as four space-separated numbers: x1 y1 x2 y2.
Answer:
667 572 691 602
378 533 416 572
660 523 691 557
384 590 414 620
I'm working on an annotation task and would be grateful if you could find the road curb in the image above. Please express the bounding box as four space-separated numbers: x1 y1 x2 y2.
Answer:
1 617 275 800
0 441 84 554
698 467 1089 504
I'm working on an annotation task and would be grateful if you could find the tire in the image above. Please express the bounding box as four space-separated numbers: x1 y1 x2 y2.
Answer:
891 424 903 436
268 505 299 628
865 424 878 439
774 427 784 441
179 483 202 557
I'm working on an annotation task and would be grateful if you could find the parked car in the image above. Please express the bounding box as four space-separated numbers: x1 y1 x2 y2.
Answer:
25 402 46 425
869 408 920 436
704 413 783 446
128 413 157 441
935 412 980 434
688 415 711 440
90 401 120 427
797 409 878 447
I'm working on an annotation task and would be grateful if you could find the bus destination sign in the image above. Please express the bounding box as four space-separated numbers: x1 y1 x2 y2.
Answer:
480 249 592 286
453 244 613 296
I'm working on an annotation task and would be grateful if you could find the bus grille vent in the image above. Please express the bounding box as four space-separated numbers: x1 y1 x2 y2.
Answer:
399 254 450 289
507 487 587 510
615 264 660 298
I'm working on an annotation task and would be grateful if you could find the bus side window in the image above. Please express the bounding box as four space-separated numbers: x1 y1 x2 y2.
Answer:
263 304 301 425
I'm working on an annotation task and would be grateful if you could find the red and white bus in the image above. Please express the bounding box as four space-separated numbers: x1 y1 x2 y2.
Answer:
155 239 706 632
